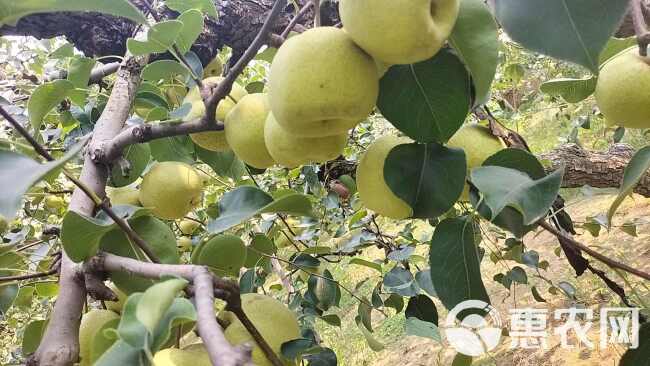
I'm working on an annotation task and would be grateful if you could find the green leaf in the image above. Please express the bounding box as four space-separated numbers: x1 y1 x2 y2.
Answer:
357 298 373 332
22 319 47 355
355 315 384 352
531 286 547 303
348 258 382 273
109 143 150 187
0 140 85 220
539 77 597 103
429 217 490 311
378 48 472 143
28 80 74 130
607 146 650 225
619 323 650 366
404 317 441 342
405 295 438 325
142 60 190 81
599 37 637 65
383 266 419 297
50 43 74 59
149 135 195 164
471 166 563 225
493 0 629 73
165 0 218 18
101 216 181 294
0 0 147 26
151 298 196 351
448 0 499 106
244 233 276 268
196 147 246 181
384 143 466 218
0 284 18 314
136 278 188 334
176 9 204 54
95 340 145 366
115 293 148 349
127 20 184 56
451 353 473 366
482 148 546 180
67 57 96 106
415 270 437 298
307 270 338 311
207 186 314 234
61 205 149 262
90 318 120 364
320 314 341 327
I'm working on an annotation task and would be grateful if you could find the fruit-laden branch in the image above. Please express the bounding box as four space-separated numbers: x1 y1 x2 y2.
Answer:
89 252 284 366
539 143 650 197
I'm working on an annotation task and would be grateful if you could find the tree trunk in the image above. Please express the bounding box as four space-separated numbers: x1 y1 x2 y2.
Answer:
539 143 650 197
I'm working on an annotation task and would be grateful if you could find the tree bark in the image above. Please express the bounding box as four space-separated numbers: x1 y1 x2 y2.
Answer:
539 143 650 197
0 0 338 66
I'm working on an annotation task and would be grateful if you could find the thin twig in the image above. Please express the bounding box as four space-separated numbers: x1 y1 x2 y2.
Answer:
312 0 321 27
0 268 58 282
539 221 650 281
203 0 287 124
280 1 313 39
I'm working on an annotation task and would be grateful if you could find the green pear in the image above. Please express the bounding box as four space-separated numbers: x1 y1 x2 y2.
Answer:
139 162 203 220
446 124 505 200
44 195 65 212
104 283 127 314
340 0 460 65
225 93 275 169
178 236 193 251
204 56 223 78
223 294 300 366
264 113 347 168
78 309 120 366
595 48 650 129
182 76 248 151
153 344 212 366
178 219 200 235
356 135 413 219
106 186 141 206
192 234 247 277
268 27 379 137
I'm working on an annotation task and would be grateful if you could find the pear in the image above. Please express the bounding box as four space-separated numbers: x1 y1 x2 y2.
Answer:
264 113 347 168
446 124 505 200
178 236 193 251
222 293 300 366
78 309 120 366
225 93 275 169
340 0 460 65
153 344 212 366
44 195 65 211
178 219 200 235
356 135 413 219
183 76 248 151
106 186 141 206
204 56 223 78
139 162 203 220
268 27 379 137
595 48 650 129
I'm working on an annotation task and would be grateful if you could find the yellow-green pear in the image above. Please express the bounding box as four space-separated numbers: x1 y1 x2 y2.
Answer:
178 219 200 235
446 124 505 200
356 135 413 219
340 0 460 65
204 56 223 78
78 309 120 366
104 283 127 314
153 344 211 366
183 76 248 151
178 236 193 251
225 93 275 169
223 293 300 366
268 27 379 137
139 162 203 220
595 48 650 129
44 195 65 211
106 186 141 206
264 113 347 168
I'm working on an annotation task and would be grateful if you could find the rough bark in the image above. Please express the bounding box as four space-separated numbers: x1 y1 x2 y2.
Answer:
0 0 338 66
539 143 650 197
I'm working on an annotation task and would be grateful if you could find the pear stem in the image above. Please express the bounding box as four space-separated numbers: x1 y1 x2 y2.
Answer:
631 0 650 57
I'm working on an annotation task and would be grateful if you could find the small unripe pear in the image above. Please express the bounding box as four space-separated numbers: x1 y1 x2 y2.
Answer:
78 309 120 366
178 219 200 235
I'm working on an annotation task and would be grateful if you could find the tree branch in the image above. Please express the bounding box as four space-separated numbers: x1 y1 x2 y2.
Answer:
0 268 58 283
539 221 650 281
632 0 650 56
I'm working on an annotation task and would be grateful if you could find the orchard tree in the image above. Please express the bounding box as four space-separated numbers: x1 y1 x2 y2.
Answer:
0 0 649 365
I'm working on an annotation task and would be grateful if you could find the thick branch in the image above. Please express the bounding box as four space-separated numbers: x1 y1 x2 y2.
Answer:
631 0 650 56
539 143 650 197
